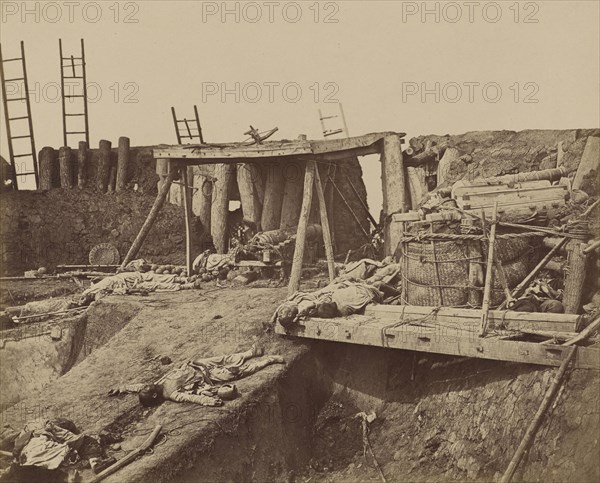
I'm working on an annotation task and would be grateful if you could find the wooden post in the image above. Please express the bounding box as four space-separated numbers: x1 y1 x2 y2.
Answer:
108 161 117 193
480 203 498 337
314 163 335 282
192 165 212 233
59 146 73 188
120 169 176 269
116 136 130 192
280 160 305 229
156 158 169 193
288 161 316 296
181 166 193 276
563 240 588 314
97 139 112 192
77 141 87 189
261 162 285 231
500 347 577 483
237 163 262 229
381 134 406 255
211 163 233 253
39 147 56 190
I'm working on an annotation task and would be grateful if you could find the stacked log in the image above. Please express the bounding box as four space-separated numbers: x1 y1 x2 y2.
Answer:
59 146 73 188
116 136 130 192
261 163 285 231
192 165 213 233
77 141 87 189
237 163 263 229
211 163 234 253
97 139 112 192
39 147 58 190
280 160 305 228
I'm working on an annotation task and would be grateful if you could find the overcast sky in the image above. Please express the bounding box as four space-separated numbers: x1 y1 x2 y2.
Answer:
1 0 599 208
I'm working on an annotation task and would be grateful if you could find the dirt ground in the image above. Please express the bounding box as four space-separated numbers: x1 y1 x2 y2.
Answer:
0 278 84 311
0 286 313 482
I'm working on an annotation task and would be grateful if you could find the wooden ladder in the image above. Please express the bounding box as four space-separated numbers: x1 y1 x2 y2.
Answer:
59 38 90 147
318 102 349 138
0 41 39 190
171 105 204 144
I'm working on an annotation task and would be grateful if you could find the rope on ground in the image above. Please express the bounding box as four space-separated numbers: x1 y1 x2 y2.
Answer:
355 412 386 483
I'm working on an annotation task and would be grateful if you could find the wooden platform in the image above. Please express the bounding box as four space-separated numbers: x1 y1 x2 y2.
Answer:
275 314 600 370
153 132 407 165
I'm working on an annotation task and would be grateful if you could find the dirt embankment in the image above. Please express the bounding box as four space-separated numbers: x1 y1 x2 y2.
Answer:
304 342 600 483
0 288 315 482
0 189 202 276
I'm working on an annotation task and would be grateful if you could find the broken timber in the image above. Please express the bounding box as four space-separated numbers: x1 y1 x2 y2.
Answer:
275 311 600 370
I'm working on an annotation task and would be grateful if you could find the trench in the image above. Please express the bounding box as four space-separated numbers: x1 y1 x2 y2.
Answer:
174 341 600 483
0 297 142 408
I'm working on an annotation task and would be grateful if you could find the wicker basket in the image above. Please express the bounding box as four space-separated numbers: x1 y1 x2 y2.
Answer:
89 243 120 265
398 235 532 308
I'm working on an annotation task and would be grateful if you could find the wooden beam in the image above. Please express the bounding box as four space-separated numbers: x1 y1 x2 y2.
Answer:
563 240 588 314
287 160 316 295
153 132 406 165
120 169 176 269
381 133 407 255
181 167 193 276
314 163 335 282
275 315 600 370
480 203 498 336
363 304 583 333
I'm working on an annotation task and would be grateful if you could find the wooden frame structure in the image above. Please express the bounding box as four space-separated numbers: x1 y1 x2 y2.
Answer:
274 312 600 370
120 132 407 280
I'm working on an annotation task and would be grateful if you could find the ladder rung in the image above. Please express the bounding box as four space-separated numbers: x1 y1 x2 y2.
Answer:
4 77 24 82
8 116 29 121
6 97 26 101
63 76 84 79
320 115 339 120
16 172 37 176
65 113 85 116
66 131 87 135
10 135 32 139
62 57 82 60
64 95 85 98
324 130 343 137
2 57 23 62
13 153 33 158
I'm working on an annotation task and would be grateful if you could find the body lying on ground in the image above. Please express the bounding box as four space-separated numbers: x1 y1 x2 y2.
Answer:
81 271 200 302
110 345 284 407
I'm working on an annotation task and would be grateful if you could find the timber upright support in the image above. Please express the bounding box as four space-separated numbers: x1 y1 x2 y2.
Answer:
120 169 177 270
288 160 336 295
381 134 407 256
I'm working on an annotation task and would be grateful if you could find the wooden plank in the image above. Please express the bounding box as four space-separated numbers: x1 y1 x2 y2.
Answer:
363 304 583 333
235 260 282 268
275 316 600 370
154 140 312 160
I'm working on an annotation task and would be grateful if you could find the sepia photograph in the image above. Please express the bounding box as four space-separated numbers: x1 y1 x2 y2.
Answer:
0 1 599 482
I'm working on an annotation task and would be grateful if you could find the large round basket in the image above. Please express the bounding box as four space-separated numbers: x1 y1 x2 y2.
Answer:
89 243 120 265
